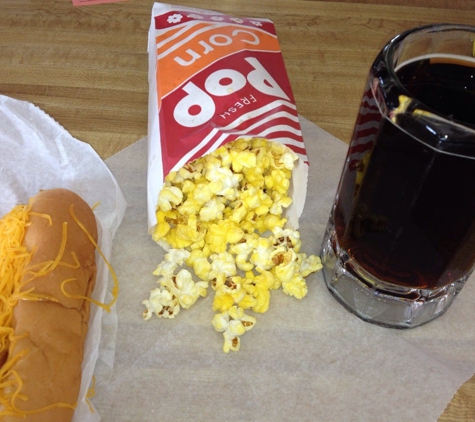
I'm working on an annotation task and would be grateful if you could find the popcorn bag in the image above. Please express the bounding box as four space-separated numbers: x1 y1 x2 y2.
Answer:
147 2 309 233
145 3 321 353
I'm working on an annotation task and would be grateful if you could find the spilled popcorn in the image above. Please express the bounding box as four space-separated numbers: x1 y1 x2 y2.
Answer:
142 138 322 352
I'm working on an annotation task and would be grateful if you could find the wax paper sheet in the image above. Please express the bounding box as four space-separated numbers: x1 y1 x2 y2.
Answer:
96 116 475 421
0 94 127 422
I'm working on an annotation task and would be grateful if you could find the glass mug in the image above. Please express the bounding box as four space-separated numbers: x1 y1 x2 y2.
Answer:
321 24 475 328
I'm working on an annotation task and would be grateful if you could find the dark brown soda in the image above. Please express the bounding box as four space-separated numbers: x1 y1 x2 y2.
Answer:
334 57 475 290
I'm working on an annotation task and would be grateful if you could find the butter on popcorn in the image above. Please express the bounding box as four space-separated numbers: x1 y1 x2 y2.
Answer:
161 269 208 309
143 137 321 353
212 306 256 353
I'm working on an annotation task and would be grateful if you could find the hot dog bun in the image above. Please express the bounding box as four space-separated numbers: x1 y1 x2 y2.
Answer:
0 188 97 421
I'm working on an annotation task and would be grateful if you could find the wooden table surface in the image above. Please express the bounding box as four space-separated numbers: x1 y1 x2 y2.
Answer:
1 0 475 420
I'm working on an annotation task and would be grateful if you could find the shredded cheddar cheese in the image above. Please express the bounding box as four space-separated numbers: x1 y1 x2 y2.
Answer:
0 204 32 360
0 198 119 417
69 204 120 313
85 375 97 413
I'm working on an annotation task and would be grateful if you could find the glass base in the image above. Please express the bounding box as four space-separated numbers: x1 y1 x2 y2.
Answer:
320 219 469 329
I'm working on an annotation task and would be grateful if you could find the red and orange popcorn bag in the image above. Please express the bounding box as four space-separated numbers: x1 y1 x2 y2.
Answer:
147 3 309 233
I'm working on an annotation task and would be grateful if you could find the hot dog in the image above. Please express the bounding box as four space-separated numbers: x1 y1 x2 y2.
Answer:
0 188 98 421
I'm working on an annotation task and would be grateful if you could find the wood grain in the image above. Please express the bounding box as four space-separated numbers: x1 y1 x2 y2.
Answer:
1 1 475 420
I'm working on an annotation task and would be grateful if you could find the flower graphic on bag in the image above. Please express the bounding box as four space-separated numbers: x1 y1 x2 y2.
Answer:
167 13 183 24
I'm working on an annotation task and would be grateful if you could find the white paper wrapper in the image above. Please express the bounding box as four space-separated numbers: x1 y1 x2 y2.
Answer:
0 94 127 421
